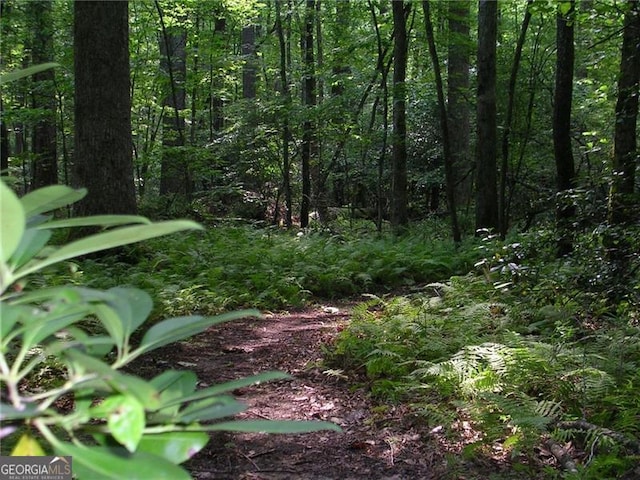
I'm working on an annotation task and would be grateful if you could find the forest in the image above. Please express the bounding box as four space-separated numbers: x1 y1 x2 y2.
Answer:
1 0 639 478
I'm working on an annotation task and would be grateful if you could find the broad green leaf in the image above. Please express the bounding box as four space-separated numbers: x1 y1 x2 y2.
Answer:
160 371 290 409
0 402 39 421
0 63 59 84
205 419 342 434
177 395 245 423
21 303 89 348
0 181 25 263
91 395 145 452
92 303 125 351
53 443 191 480
135 309 259 358
137 431 208 464
151 370 198 394
63 350 159 409
13 220 203 281
8 228 52 269
107 287 153 340
20 185 86 217
11 433 47 456
151 371 198 420
0 303 29 339
40 215 151 229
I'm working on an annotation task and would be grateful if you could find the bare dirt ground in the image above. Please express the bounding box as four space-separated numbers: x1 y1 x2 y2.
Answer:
131 304 521 480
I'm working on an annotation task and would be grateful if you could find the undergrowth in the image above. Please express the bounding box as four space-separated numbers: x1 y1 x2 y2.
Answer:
328 227 640 479
41 221 474 320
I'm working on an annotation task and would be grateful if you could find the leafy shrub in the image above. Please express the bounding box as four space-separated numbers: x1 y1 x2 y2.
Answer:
0 180 338 479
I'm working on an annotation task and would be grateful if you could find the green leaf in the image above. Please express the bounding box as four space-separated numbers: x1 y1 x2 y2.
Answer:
177 395 246 423
53 443 191 480
0 303 28 340
137 431 208 464
0 63 59 84
0 180 25 263
0 402 39 421
8 228 52 269
135 310 259 358
13 220 203 281
160 371 290 409
107 287 153 341
20 184 86 217
40 215 151 229
205 420 342 434
151 371 198 420
11 433 47 456
63 350 159 409
91 395 145 452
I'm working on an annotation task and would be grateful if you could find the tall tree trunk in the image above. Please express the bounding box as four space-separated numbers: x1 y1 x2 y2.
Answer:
500 0 533 237
553 0 576 256
0 98 8 176
300 0 317 228
391 0 409 230
423 0 461 243
447 0 471 210
609 0 640 226
28 0 57 189
156 1 188 197
210 17 226 138
73 0 136 216
605 0 640 289
475 0 499 233
276 0 293 227
242 25 257 99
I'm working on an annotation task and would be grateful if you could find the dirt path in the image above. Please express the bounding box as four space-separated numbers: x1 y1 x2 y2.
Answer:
136 304 450 479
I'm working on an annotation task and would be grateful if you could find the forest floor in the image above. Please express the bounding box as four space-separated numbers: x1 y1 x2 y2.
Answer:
132 303 529 480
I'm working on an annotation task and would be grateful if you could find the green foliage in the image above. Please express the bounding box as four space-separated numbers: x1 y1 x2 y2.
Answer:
329 240 640 476
0 180 339 479
70 222 474 317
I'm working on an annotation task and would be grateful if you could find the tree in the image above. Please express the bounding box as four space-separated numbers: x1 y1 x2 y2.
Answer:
300 0 317 228
609 0 640 226
475 0 499 233
447 0 471 209
72 0 137 216
156 1 189 196
391 0 409 229
242 25 258 99
27 0 57 189
500 0 533 237
553 0 576 256
423 0 461 243
275 0 293 226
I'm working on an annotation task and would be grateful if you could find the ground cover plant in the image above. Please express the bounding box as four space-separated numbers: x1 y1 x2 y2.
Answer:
66 219 476 318
328 229 640 478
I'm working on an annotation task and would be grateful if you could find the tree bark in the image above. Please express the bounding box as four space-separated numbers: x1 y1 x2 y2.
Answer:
391 0 409 230
423 0 461 243
475 0 499 233
28 0 57 189
553 0 576 256
609 0 640 226
156 1 188 196
73 0 136 216
300 0 317 228
242 25 257 99
500 0 533 237
276 0 293 227
447 0 471 210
